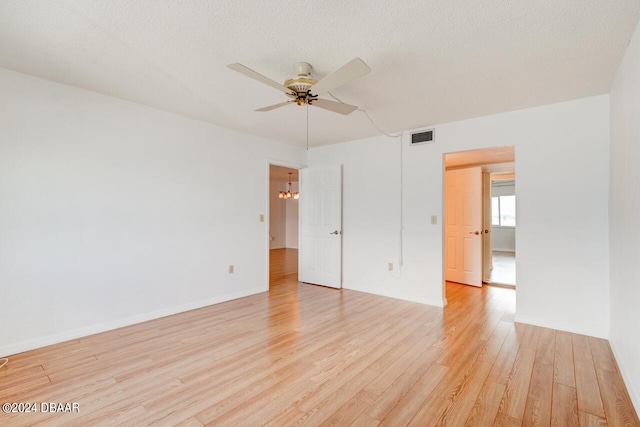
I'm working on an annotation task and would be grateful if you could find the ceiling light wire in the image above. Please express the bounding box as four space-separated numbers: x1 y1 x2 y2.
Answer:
399 130 404 269
326 92 402 139
324 91 404 273
358 108 403 139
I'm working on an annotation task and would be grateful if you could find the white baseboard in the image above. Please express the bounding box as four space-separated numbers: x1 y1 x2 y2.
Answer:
0 286 265 357
342 283 446 308
608 340 640 416
514 314 609 339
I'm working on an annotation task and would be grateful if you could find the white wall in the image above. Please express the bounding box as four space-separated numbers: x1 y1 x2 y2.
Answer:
309 95 610 337
492 227 516 252
0 68 306 356
609 18 640 413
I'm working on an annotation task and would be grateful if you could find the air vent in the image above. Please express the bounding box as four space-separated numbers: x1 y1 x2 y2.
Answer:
411 129 434 145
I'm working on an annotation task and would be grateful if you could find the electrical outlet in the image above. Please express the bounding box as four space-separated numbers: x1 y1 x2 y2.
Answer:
229 265 234 274
388 263 393 271
431 215 438 225
259 214 264 223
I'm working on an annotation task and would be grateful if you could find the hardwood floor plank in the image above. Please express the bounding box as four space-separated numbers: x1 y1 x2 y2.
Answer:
0 364 46 390
350 412 381 426
574 343 606 418
478 320 512 364
522 359 554 426
433 360 494 426
572 333 591 348
173 417 205 427
364 346 442 420
464 380 506 426
498 342 537 421
554 331 576 387
520 323 542 349
522 328 555 426
292 370 380 426
535 328 556 364
579 410 609 426
551 382 579 426
377 363 449 426
486 324 520 385
493 413 525 426
596 367 640 427
363 319 439 394
318 389 377 427
589 337 618 373
0 375 51 401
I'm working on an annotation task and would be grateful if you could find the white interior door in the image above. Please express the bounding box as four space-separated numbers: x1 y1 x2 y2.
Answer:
299 165 342 288
445 167 483 286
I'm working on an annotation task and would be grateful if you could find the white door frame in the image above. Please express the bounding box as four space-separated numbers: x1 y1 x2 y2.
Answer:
265 159 306 290
442 147 516 301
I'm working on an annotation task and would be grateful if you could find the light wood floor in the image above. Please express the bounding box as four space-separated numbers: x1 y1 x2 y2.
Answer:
1 250 637 426
269 247 299 287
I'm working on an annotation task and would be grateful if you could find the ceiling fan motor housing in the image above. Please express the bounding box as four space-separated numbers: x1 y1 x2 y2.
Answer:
284 62 317 103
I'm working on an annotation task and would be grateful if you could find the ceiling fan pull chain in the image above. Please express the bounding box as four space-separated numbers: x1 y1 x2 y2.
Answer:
306 103 309 151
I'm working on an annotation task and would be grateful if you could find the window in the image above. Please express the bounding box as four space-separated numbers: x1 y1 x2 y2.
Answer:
492 195 516 227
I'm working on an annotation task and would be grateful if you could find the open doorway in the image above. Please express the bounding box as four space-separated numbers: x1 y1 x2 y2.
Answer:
269 165 299 288
488 174 516 286
443 146 516 296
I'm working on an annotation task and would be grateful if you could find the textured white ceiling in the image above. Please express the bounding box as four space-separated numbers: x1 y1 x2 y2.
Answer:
1 1 639 147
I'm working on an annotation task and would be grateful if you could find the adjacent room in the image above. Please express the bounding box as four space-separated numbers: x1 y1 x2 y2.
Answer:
269 165 300 287
1 1 640 425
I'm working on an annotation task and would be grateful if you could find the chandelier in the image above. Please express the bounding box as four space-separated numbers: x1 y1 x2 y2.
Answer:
279 172 299 200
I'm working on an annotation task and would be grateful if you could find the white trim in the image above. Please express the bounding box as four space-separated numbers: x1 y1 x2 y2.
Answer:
267 158 306 171
609 340 640 416
0 287 264 357
342 283 447 307
514 314 609 339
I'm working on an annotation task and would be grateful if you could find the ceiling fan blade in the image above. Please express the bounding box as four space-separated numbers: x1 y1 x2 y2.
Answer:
311 98 358 115
255 101 294 112
310 58 370 96
227 63 292 94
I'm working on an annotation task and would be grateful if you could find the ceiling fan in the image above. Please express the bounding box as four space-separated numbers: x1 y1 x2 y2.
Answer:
227 58 370 115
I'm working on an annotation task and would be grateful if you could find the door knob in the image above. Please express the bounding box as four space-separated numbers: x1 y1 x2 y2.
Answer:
330 230 341 235
469 231 480 235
